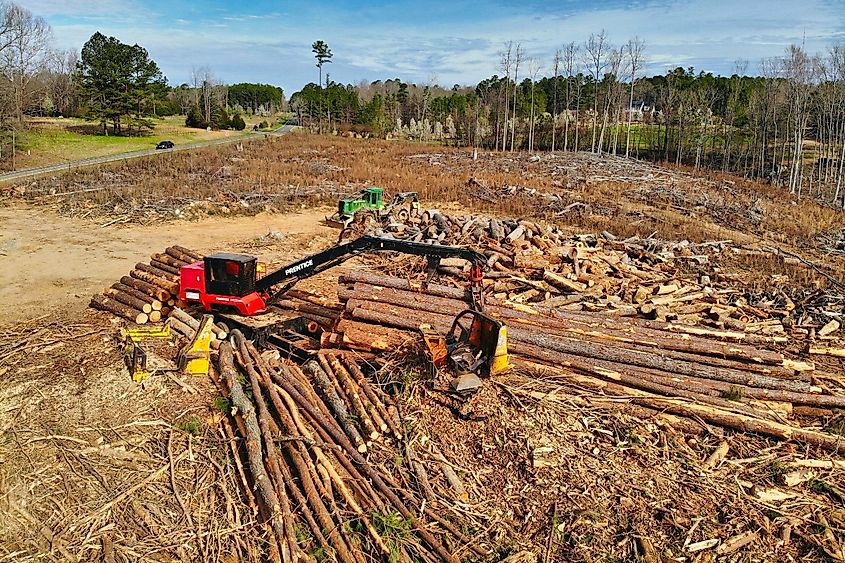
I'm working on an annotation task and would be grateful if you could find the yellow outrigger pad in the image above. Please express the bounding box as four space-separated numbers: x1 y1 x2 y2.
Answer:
178 315 215 377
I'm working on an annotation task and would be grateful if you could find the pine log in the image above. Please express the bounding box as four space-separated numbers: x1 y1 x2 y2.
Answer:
270 363 460 563
169 308 226 338
90 294 148 324
506 325 811 393
171 245 203 261
344 298 811 396
135 262 180 282
304 359 367 453
111 283 162 310
339 354 398 437
543 270 586 292
340 276 788 366
104 288 153 314
168 316 195 338
150 260 181 275
525 361 845 452
328 355 380 440
333 320 414 352
339 271 466 300
148 310 161 323
130 269 180 294
217 342 290 559
120 276 170 301
151 253 188 269
274 300 340 319
235 336 349 563
166 246 202 264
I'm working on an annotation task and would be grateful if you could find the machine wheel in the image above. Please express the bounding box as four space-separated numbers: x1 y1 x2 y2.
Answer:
396 208 410 222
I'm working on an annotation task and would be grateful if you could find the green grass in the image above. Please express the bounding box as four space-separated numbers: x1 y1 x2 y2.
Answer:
13 115 255 169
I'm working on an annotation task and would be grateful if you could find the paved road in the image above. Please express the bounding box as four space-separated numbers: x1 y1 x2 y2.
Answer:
0 122 298 183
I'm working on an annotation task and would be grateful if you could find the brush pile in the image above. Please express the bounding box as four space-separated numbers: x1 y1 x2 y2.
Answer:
88 246 201 324
216 332 481 562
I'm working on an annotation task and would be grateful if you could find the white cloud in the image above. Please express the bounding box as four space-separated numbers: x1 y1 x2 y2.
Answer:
34 0 845 90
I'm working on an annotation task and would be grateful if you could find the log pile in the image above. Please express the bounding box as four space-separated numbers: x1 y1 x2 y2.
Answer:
324 272 845 452
89 246 201 324
359 210 843 342
216 331 480 562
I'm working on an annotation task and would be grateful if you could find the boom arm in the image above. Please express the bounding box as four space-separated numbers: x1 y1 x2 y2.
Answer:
256 235 488 309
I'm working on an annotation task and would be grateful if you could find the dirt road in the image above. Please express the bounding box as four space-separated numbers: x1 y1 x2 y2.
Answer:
0 203 336 324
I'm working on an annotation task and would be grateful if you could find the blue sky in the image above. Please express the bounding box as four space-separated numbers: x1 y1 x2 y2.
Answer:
20 0 845 95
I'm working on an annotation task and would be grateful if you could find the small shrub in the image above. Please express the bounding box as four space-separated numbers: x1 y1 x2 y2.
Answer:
231 113 246 131
176 415 202 436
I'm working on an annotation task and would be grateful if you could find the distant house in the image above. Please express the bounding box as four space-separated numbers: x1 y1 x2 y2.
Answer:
625 100 659 122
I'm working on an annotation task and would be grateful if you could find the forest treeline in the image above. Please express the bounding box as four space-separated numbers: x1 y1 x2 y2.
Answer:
291 36 845 208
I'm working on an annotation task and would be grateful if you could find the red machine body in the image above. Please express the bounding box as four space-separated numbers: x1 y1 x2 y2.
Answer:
179 260 268 316
179 236 488 317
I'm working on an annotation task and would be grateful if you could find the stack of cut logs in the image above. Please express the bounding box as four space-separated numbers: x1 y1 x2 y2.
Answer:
325 271 845 452
364 210 842 339
217 331 479 562
89 245 201 324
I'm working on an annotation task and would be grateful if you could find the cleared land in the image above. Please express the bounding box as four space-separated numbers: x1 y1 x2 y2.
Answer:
1 133 845 561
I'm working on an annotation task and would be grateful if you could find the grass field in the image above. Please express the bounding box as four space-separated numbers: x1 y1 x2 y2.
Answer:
12 115 259 169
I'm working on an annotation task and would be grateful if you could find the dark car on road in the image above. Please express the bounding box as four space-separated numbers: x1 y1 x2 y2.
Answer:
155 140 174 150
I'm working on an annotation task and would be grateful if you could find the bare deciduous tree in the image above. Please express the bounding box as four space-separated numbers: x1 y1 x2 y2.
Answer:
624 37 645 159
0 3 53 123
585 30 608 153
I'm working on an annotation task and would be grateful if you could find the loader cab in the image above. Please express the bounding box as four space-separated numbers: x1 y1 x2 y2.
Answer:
204 253 257 297
362 187 384 209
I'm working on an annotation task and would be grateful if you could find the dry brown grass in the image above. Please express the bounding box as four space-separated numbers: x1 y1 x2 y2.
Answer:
7 132 844 247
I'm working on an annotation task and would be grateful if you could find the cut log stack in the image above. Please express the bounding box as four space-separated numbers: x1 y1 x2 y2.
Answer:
89 245 202 324
216 331 480 562
323 272 845 453
362 210 844 340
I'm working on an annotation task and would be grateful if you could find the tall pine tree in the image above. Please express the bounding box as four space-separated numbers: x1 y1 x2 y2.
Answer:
77 32 166 135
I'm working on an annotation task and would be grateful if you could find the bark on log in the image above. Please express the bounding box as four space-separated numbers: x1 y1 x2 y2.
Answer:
150 260 181 276
111 282 162 310
524 361 845 452
130 269 180 294
333 319 415 352
135 262 180 282
218 342 289 550
339 354 399 437
120 275 170 301
104 288 153 314
340 276 787 367
166 246 202 263
151 253 188 269
90 294 148 324
328 355 380 440
304 359 367 453
234 342 298 561
170 308 226 338
270 365 460 562
339 271 466 300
